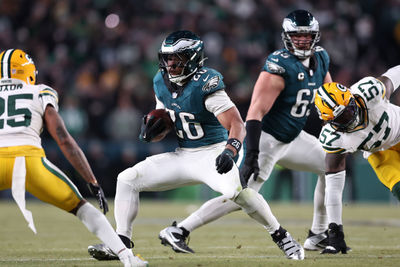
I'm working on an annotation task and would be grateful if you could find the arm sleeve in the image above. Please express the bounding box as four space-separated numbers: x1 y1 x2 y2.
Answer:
204 90 235 116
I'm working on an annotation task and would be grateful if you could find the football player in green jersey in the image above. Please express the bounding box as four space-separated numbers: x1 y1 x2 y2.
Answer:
88 30 305 262
161 10 337 254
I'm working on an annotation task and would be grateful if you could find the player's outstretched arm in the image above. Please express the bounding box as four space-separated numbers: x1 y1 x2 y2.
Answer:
44 105 108 214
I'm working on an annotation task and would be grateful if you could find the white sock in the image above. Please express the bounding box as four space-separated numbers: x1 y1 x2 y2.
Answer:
76 202 125 254
114 179 140 238
178 195 241 231
233 188 280 233
325 171 346 225
311 175 328 233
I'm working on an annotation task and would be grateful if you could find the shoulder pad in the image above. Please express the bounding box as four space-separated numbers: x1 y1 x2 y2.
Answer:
265 60 286 74
202 75 221 92
38 84 59 102
314 46 325 52
194 68 224 93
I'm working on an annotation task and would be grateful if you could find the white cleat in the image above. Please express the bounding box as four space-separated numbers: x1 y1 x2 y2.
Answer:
118 248 148 267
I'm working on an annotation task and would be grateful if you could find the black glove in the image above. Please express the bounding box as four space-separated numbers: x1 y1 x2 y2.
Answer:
216 149 235 174
87 183 109 214
139 115 167 143
240 149 260 183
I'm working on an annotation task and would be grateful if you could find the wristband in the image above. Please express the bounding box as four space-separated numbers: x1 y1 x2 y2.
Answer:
227 138 242 154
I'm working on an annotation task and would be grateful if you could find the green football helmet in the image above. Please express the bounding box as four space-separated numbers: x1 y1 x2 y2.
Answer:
158 30 205 84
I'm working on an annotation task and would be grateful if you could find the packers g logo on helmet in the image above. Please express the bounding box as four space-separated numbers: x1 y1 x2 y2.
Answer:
315 82 353 121
0 49 37 85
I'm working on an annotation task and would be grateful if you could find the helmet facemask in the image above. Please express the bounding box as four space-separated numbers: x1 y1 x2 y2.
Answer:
315 82 362 132
330 97 360 132
282 10 320 59
159 31 205 85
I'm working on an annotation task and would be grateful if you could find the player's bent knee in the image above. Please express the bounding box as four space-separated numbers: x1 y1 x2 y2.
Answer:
233 187 259 214
117 166 139 187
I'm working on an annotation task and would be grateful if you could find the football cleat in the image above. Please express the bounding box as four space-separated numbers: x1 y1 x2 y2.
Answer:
88 243 119 261
303 229 328 251
118 248 148 267
272 227 305 260
159 221 194 253
321 223 350 254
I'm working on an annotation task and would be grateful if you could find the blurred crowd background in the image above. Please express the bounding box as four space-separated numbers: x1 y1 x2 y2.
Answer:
0 0 399 200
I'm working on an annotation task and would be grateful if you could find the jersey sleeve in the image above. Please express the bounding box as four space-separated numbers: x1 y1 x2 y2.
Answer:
38 84 59 112
314 46 330 75
262 52 287 77
319 125 351 154
351 77 386 105
155 95 165 109
200 68 226 95
204 90 235 116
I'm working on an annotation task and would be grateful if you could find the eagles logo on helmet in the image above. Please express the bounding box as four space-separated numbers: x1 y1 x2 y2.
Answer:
0 49 37 85
158 30 205 85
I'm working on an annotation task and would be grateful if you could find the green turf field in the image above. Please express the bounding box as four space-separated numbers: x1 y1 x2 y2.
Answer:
1 200 399 266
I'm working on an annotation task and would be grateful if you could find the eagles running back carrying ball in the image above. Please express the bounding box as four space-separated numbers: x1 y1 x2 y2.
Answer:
88 30 305 262
159 9 338 254
314 65 400 253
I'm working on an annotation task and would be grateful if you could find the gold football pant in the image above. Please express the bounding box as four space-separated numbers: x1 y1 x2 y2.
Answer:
0 145 83 212
367 142 400 191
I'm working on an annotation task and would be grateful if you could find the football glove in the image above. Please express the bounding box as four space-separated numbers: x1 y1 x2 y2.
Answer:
87 183 109 214
240 149 260 183
139 115 167 143
215 149 235 174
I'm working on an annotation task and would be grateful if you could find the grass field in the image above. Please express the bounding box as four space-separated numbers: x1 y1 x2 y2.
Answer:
1 200 400 267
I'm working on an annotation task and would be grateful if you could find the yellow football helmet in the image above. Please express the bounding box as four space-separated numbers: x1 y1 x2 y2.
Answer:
0 49 37 85
315 82 360 131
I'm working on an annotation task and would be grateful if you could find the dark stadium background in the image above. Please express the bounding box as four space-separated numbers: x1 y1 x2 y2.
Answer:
0 0 399 201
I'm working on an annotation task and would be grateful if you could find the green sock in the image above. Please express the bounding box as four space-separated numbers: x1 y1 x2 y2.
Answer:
391 182 400 201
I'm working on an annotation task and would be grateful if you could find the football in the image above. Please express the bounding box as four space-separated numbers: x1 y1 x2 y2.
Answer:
146 109 173 142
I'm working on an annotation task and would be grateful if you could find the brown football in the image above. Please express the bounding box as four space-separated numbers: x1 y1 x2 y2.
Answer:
146 109 173 142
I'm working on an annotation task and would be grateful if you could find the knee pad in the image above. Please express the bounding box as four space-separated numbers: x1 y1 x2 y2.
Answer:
233 187 259 214
117 166 139 187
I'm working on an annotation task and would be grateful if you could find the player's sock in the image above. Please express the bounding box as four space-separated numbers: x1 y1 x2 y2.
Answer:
77 202 126 255
311 175 328 234
114 179 139 239
119 234 134 249
178 195 240 232
325 171 346 224
391 181 400 201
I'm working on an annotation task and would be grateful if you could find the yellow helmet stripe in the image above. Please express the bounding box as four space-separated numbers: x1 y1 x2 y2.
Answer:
317 85 336 109
1 49 15 79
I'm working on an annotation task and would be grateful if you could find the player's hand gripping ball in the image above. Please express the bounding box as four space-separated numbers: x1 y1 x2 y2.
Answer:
139 109 173 142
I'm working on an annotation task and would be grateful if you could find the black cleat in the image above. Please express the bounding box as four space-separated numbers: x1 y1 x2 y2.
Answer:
158 221 194 253
321 223 351 254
